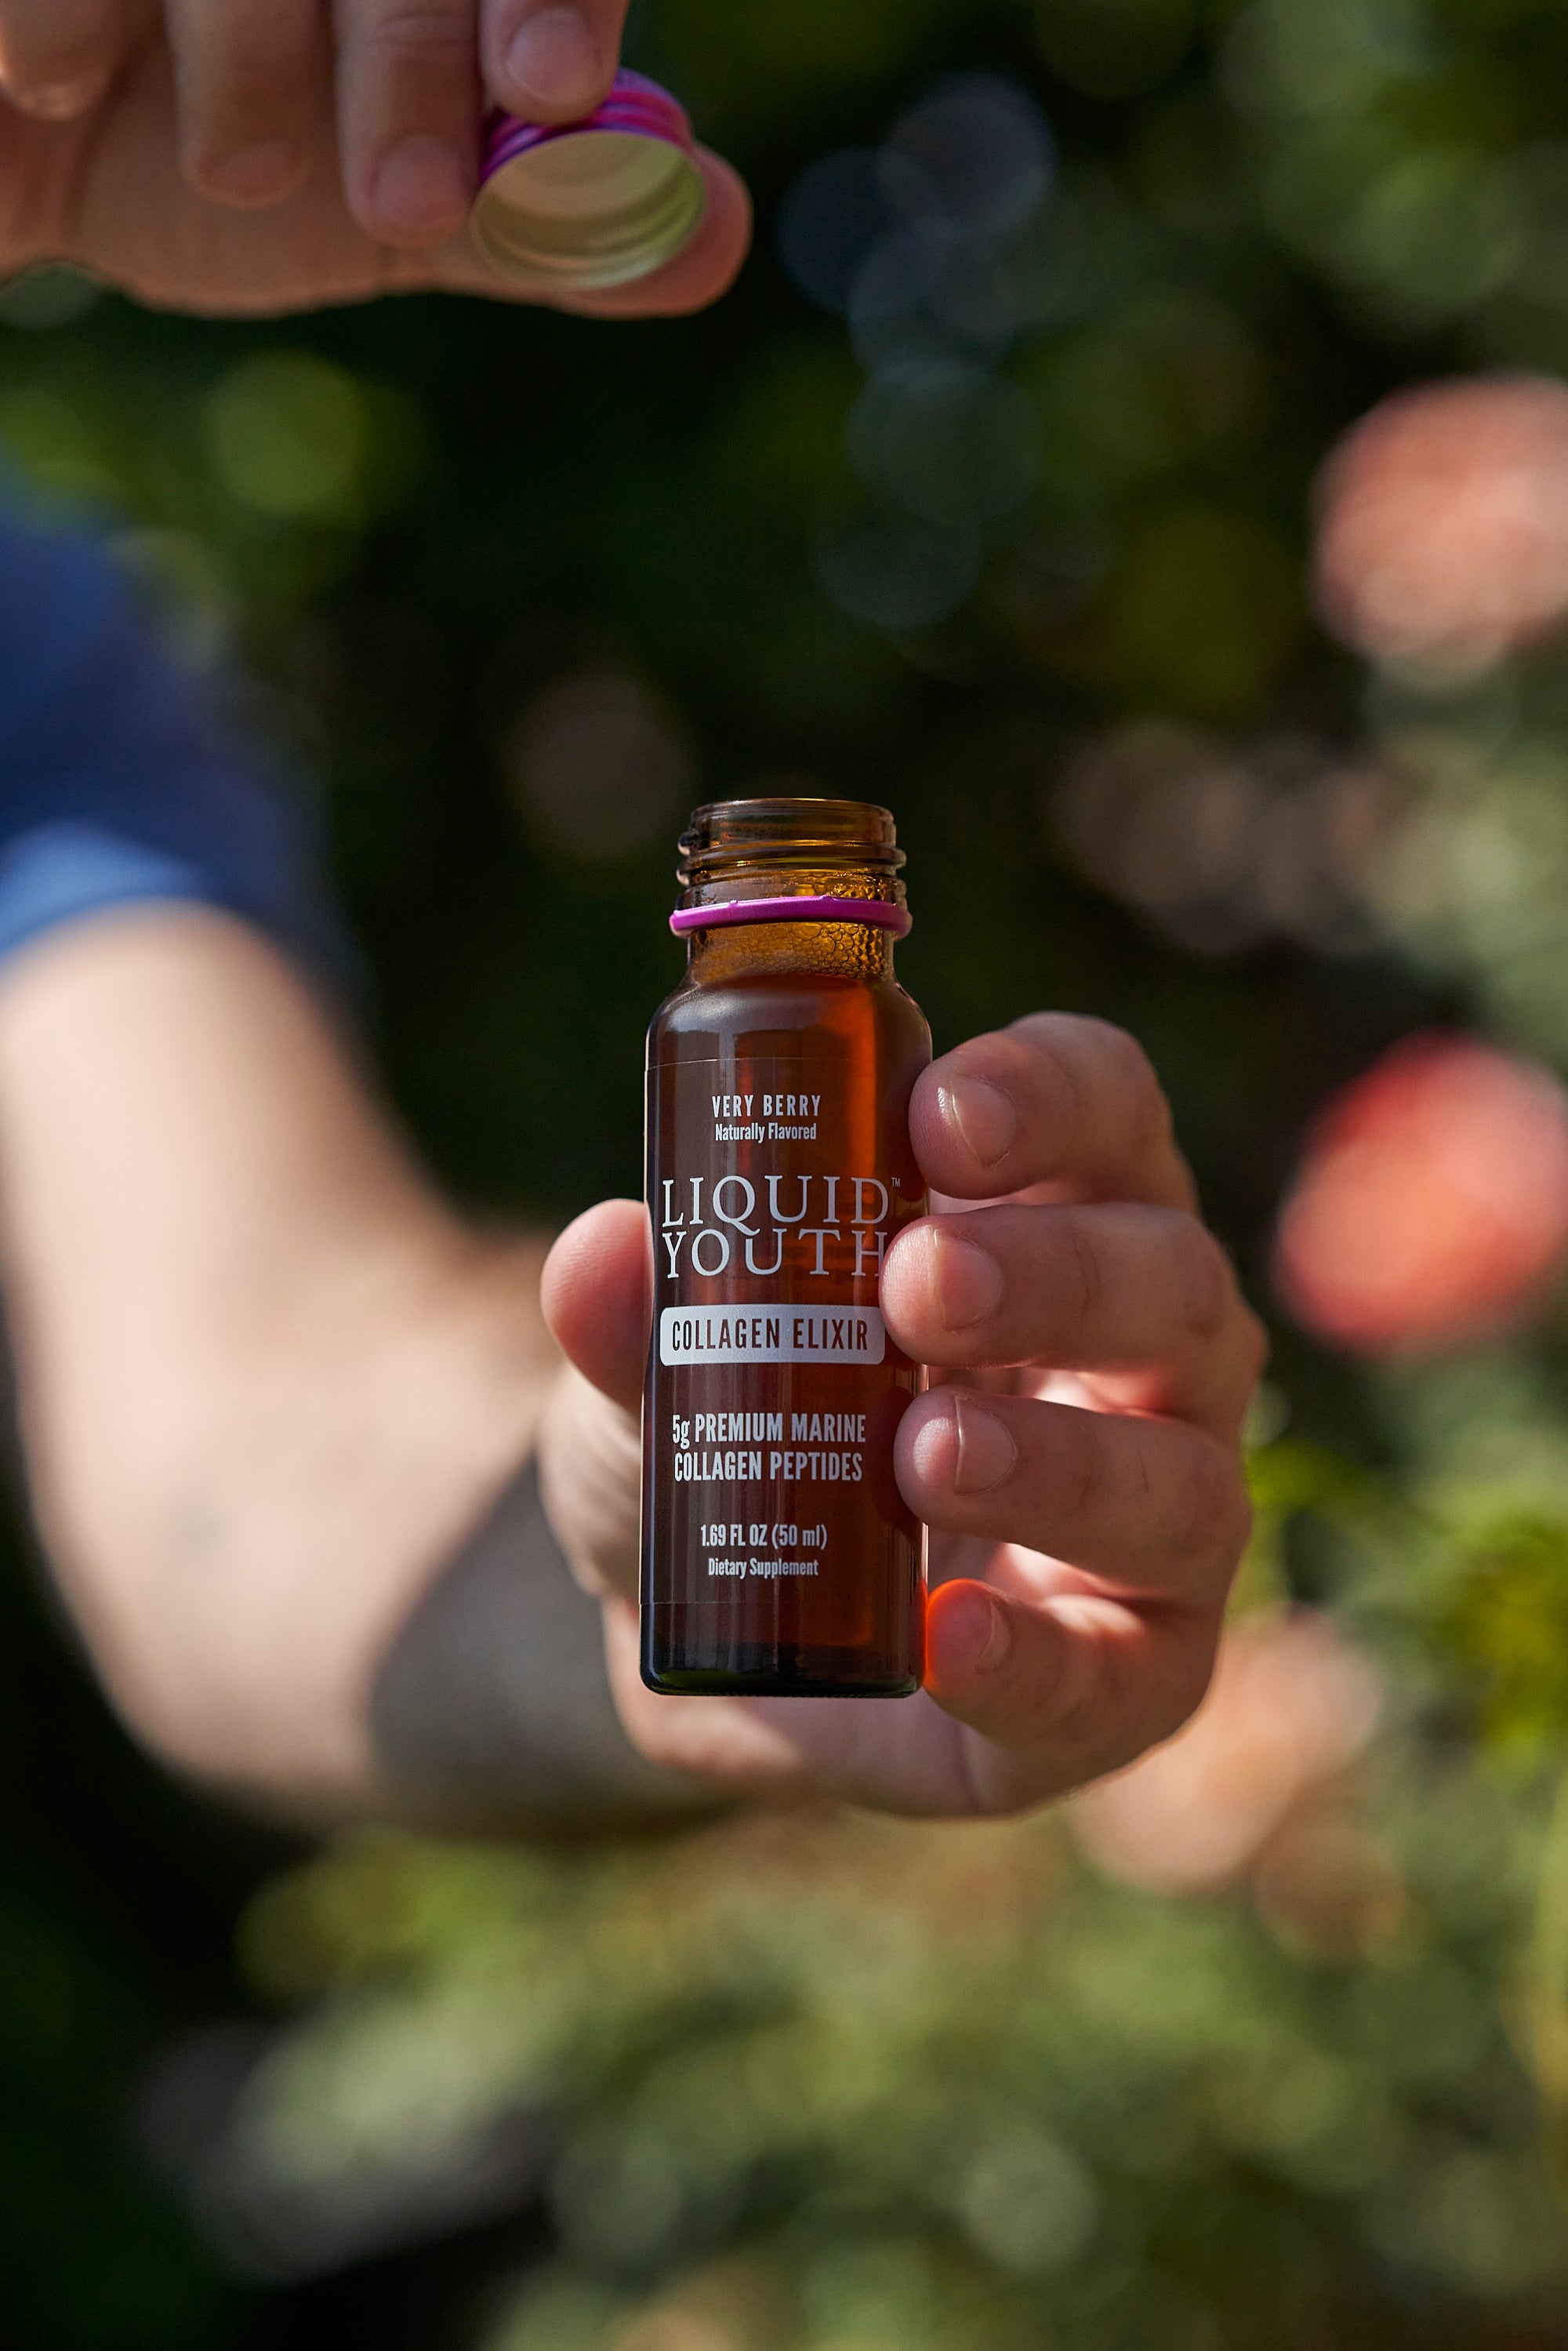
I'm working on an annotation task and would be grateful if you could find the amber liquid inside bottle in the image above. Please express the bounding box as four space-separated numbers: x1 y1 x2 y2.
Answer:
641 798 931 1696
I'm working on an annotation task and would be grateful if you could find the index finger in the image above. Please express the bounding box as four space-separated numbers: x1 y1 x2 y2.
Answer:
911 1013 1199 1213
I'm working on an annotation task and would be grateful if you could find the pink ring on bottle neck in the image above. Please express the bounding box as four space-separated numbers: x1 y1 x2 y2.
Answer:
670 895 912 937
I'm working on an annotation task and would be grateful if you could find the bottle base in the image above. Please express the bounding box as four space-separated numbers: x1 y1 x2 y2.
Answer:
642 1639 920 1699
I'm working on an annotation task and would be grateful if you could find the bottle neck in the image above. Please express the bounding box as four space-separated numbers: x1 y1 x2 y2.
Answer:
684 915 896 986
673 798 908 987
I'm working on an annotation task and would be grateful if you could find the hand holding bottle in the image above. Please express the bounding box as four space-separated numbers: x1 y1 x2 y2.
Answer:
0 0 749 313
540 1012 1266 1818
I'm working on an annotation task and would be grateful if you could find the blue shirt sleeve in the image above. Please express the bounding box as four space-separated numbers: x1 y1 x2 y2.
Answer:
0 503 355 993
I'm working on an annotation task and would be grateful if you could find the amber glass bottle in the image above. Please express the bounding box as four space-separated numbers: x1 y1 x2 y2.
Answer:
641 798 931 1696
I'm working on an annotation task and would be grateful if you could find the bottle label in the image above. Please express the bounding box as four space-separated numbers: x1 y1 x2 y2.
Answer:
658 1305 887 1365
643 1052 925 1617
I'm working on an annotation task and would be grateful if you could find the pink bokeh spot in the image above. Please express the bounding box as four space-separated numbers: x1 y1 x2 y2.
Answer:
1315 374 1568 670
1275 1034 1568 1354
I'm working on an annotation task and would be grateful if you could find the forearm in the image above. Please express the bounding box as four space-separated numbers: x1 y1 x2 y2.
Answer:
0 907 686 1826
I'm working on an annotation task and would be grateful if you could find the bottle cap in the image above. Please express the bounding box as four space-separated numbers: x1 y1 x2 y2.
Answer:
471 68 706 293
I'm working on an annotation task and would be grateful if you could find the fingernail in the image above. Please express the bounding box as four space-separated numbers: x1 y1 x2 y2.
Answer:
951 1394 1017 1493
938 1075 1017 1169
506 6 604 113
204 138 299 205
370 135 469 239
939 1582 1013 1675
931 1230 1003 1330
912 1394 1015 1495
13 74 104 122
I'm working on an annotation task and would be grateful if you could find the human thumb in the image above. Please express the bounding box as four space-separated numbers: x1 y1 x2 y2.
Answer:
540 1198 650 1410
536 1200 649 1597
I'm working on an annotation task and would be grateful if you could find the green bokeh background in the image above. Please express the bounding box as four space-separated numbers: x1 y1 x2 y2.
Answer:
11 0 1568 2342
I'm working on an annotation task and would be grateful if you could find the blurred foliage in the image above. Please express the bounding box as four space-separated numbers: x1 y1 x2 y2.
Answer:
14 0 1568 2342
223 1655 1556 2351
1439 1517 1568 1754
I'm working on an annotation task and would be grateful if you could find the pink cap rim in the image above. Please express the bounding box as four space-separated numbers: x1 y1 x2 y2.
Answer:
480 67 695 184
670 895 912 937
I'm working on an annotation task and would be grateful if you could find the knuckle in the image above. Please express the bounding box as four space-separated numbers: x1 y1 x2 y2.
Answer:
1054 1404 1111 1524
1167 1433 1247 1568
1169 1217 1233 1342
201 41 315 113
1119 1044 1177 1166
1037 1631 1108 1758
1080 1015 1167 1130
1098 1016 1160 1098
1091 1628 1221 1777
1058 1618 1225 1792
1030 1024 1094 1125
1056 1214 1107 1343
1145 1633 1220 1749
1016 1015 1183 1184
365 2 474 64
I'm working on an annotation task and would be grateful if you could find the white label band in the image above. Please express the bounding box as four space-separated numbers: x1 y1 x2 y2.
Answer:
659 1304 886 1367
